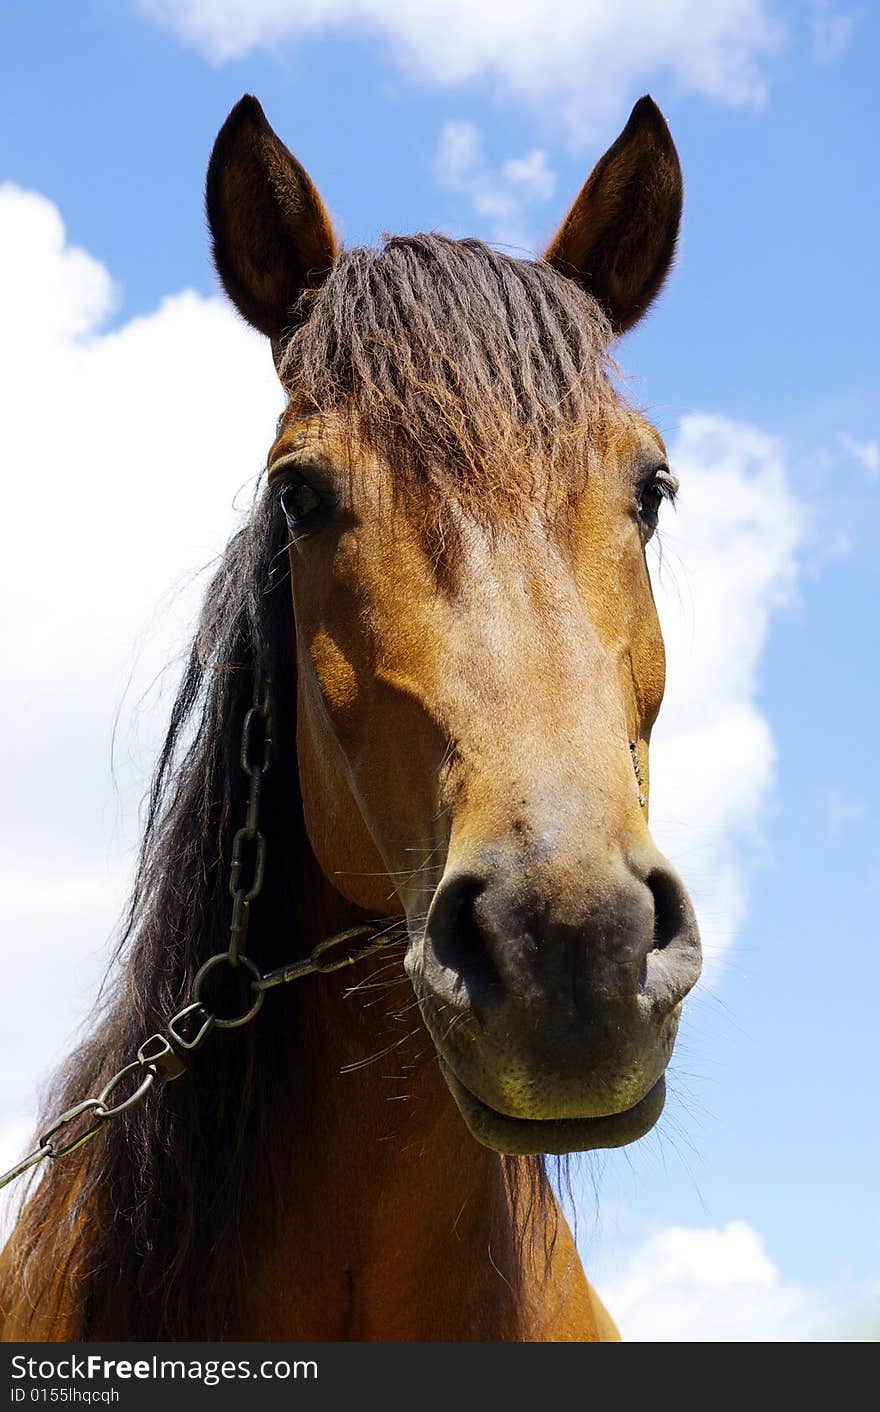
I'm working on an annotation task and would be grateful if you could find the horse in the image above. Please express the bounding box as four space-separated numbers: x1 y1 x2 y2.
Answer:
0 93 700 1342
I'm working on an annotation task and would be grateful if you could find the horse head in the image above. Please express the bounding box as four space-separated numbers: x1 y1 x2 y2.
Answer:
206 94 701 1157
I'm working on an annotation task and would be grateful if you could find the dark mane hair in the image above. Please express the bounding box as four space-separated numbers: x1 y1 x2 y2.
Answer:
8 485 307 1338
5 236 610 1337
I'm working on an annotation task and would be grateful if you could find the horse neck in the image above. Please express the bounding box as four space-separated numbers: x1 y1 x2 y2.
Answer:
238 852 536 1340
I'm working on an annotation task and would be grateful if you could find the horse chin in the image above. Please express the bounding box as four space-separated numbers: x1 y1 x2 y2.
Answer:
438 1059 666 1156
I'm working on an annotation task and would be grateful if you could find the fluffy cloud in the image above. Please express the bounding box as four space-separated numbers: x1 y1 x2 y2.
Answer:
434 120 556 251
139 0 781 137
0 185 798 1205
809 0 857 64
0 1120 35 1242
595 1220 834 1340
649 415 801 981
838 432 879 477
825 789 867 838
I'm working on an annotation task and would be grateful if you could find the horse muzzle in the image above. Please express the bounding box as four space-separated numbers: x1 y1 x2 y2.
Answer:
405 841 701 1155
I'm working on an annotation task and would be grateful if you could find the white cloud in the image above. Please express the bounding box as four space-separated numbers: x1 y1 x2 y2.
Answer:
838 431 879 477
501 150 557 203
809 1 857 63
1 189 119 347
0 1118 38 1242
139 0 782 138
649 414 802 982
826 789 867 838
595 1220 834 1340
434 120 556 250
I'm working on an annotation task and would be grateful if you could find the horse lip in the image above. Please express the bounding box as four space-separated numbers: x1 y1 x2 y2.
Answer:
439 1058 666 1156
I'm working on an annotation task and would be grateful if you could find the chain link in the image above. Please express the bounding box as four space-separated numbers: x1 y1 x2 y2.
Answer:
0 646 408 1194
227 653 273 965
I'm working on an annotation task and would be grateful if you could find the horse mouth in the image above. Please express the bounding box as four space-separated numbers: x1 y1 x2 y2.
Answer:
439 1059 666 1156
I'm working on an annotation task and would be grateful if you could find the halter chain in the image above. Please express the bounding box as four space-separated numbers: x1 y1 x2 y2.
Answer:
0 649 407 1194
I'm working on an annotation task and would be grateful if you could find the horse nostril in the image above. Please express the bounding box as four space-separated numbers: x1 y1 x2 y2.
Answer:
426 874 503 1004
646 869 686 951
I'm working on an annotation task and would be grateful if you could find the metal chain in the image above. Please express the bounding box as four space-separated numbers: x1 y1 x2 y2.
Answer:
0 649 408 1194
225 651 274 967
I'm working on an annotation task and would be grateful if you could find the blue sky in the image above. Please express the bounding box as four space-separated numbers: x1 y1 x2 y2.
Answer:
0 0 877 1339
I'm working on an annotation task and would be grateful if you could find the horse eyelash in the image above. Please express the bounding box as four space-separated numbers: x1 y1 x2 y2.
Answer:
653 465 679 504
658 463 678 497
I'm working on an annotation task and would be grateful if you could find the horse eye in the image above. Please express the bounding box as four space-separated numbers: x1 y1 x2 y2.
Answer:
279 478 325 528
637 465 678 531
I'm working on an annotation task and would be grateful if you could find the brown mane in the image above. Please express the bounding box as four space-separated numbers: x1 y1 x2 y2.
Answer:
280 233 617 502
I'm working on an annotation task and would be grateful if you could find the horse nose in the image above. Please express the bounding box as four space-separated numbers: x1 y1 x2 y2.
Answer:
420 872 505 1014
421 848 701 1021
635 854 703 1016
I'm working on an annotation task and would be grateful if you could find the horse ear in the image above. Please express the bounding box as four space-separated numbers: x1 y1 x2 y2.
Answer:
206 95 339 342
544 96 682 335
